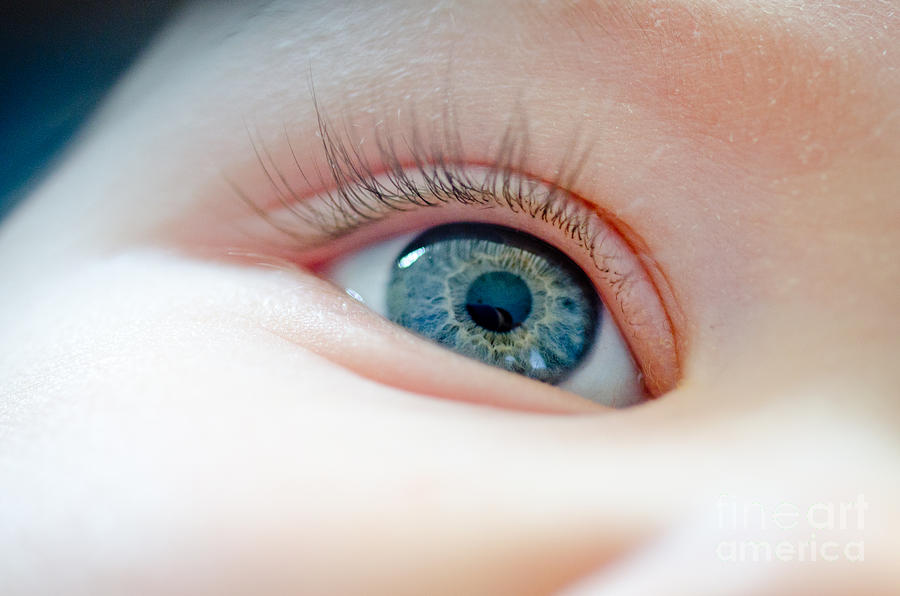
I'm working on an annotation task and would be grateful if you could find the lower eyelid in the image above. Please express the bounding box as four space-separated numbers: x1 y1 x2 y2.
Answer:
262 267 611 414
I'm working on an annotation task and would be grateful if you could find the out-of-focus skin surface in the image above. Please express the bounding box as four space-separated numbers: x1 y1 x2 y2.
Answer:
1 1 898 594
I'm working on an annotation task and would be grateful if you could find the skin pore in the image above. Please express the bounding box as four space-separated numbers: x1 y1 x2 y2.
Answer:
1 1 898 594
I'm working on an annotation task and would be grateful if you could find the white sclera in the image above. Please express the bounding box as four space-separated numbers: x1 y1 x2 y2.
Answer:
322 232 646 408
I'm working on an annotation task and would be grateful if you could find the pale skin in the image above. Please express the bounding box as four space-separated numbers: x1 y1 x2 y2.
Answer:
1 0 899 594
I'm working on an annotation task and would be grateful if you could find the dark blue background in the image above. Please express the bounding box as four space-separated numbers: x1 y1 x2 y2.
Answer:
0 1 179 220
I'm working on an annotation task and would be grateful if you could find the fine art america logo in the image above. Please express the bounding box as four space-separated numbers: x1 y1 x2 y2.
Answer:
715 494 867 563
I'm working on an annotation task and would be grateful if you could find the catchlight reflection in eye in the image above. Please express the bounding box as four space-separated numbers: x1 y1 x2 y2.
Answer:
325 222 647 407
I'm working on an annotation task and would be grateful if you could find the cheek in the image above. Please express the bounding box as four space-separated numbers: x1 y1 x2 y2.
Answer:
4 342 630 596
0 252 673 594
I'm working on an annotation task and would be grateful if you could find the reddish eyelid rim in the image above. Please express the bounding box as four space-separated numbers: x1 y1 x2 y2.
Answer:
528 174 684 397
243 160 682 397
597 209 685 387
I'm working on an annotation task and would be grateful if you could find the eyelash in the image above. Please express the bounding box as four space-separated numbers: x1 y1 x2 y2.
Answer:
240 101 601 253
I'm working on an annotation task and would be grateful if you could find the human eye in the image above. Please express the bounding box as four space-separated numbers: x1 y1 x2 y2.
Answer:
229 105 679 409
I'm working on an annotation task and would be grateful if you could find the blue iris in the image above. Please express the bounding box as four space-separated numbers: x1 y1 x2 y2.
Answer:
387 223 599 384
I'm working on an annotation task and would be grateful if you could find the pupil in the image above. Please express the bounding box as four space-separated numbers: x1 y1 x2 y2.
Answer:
465 271 532 333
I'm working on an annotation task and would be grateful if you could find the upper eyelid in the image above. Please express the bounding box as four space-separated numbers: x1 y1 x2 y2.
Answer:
236 98 603 242
235 104 671 311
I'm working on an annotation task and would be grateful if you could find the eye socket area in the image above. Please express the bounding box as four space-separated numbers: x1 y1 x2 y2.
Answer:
272 174 680 408
233 157 680 407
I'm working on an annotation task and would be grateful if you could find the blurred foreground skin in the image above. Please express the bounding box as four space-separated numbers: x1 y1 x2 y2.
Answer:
1 1 899 594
